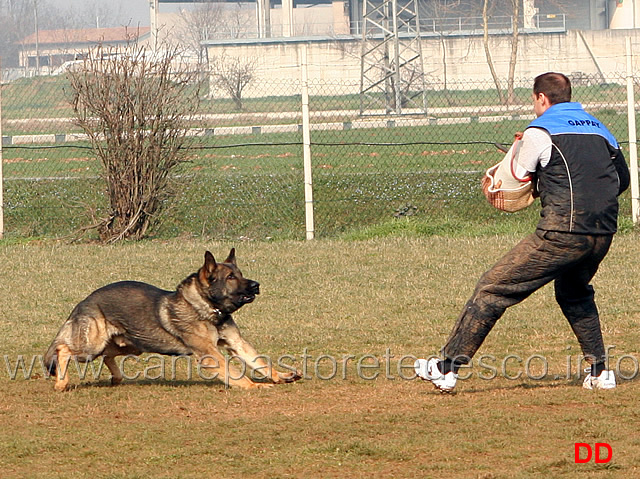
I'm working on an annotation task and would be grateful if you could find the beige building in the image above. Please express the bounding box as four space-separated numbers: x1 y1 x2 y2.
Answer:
203 27 640 98
19 27 150 74
149 0 349 57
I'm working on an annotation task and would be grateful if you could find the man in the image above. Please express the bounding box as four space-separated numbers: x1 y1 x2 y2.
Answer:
415 72 630 393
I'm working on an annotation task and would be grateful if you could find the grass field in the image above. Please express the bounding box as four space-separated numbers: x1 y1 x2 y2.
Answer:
3 73 637 242
1 235 639 478
2 116 635 241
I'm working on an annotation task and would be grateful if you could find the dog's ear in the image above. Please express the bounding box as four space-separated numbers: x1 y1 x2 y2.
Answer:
199 251 217 282
224 248 237 265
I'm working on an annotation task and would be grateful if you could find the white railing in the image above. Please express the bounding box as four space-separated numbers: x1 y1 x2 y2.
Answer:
204 13 566 41
352 13 566 36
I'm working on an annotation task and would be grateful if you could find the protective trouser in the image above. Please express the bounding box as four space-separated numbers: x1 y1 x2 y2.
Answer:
442 229 613 365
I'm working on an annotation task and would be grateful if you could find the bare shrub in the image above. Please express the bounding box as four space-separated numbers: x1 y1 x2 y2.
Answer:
68 43 201 242
209 53 257 111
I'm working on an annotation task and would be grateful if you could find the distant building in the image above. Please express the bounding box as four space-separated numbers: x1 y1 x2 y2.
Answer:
19 26 150 74
151 0 350 45
151 0 635 43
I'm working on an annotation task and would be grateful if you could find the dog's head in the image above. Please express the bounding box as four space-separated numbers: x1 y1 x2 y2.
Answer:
197 249 260 314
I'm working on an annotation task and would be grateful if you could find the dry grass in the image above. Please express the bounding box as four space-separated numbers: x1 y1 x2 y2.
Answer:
1 235 639 478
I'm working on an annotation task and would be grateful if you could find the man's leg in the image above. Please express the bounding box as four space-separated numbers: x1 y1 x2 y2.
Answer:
441 230 597 365
416 231 556 392
554 234 614 387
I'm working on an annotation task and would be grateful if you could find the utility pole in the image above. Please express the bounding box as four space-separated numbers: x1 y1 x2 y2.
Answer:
150 0 158 49
0 58 4 239
34 0 40 74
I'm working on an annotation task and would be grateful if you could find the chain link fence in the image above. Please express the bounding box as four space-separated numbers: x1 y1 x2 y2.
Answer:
0 71 637 241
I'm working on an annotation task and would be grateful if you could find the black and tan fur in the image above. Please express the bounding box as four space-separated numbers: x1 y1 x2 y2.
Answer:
44 249 301 391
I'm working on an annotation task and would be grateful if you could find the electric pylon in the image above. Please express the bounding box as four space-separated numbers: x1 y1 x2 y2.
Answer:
359 0 427 115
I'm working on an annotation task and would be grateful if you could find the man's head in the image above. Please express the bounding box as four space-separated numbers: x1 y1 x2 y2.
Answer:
532 72 572 117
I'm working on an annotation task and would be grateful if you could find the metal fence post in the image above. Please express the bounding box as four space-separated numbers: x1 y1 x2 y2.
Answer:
0 58 4 239
301 44 315 240
626 37 639 225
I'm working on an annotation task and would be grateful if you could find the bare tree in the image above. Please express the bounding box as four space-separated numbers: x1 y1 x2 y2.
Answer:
68 43 201 242
482 0 505 104
209 53 257 110
388 63 426 110
482 0 520 105
72 0 126 28
175 1 225 65
175 2 254 62
505 0 520 104
0 0 42 67
420 0 464 97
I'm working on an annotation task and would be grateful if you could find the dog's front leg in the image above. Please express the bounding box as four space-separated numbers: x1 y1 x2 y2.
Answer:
180 323 269 389
198 349 271 389
218 320 302 384
54 344 72 391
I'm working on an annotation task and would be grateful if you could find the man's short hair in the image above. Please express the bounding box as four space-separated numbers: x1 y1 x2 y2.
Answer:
533 72 572 104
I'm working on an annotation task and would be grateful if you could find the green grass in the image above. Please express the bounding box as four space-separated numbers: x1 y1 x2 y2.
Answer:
0 236 639 478
1 75 633 129
1 134 635 240
1 75 637 241
1 76 75 121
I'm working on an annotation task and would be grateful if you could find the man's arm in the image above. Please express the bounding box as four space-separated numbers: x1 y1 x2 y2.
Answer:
611 147 630 195
515 127 552 175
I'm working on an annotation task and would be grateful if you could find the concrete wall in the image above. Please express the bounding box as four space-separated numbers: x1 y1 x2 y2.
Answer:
205 28 640 97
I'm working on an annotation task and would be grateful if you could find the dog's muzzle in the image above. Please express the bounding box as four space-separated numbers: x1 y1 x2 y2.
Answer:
241 280 260 303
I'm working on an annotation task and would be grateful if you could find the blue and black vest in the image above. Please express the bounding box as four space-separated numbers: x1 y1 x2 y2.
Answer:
526 102 622 234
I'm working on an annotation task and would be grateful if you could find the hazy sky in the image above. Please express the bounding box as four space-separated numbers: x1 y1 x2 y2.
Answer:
47 0 151 27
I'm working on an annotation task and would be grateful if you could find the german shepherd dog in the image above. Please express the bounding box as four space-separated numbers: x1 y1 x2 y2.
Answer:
44 249 301 391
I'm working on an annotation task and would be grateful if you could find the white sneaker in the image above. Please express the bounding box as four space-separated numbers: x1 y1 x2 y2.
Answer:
583 369 616 390
414 358 457 393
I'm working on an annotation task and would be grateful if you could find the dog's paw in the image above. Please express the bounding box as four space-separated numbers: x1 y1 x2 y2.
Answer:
53 382 70 392
275 370 303 383
251 382 274 389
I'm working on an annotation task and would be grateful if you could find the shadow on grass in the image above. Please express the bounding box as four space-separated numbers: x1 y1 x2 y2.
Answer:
61 376 278 391
418 371 640 395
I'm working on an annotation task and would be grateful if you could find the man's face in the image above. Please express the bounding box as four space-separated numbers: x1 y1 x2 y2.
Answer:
532 92 547 117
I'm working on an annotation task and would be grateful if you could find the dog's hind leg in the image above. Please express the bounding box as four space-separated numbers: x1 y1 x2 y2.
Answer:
102 339 140 386
104 356 123 385
54 344 72 392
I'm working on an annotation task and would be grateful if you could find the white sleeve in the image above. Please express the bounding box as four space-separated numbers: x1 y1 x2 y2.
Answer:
515 127 553 174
